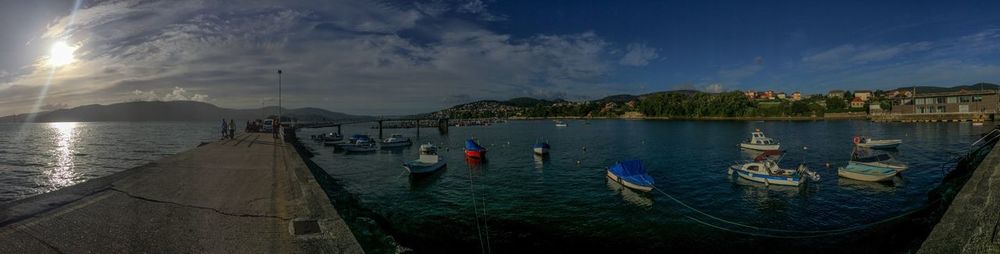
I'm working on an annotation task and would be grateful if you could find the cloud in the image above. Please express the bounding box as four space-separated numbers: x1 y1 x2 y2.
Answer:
132 87 209 102
703 83 724 93
619 43 659 66
0 0 634 116
802 42 934 67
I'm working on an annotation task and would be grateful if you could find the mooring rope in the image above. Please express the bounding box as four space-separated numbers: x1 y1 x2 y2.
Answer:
467 166 486 254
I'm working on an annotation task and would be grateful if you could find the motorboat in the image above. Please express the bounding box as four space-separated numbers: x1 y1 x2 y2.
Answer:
739 129 780 151
838 163 897 182
853 136 902 149
532 142 550 155
349 134 369 143
464 139 487 159
606 160 654 192
341 137 377 153
850 149 907 172
403 143 446 174
322 133 343 142
555 121 568 127
728 150 820 186
381 134 412 148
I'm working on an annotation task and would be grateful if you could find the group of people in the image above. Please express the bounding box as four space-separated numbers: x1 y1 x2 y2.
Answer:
220 119 236 140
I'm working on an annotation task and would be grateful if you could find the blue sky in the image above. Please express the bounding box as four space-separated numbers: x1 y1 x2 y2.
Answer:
0 0 998 115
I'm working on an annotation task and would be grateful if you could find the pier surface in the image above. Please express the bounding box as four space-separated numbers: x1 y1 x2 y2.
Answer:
0 133 362 253
919 141 1000 253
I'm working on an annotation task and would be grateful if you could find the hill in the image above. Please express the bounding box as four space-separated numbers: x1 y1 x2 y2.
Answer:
0 101 363 123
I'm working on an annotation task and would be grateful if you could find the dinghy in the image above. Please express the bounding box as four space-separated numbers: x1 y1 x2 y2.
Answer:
403 144 446 174
341 136 377 153
853 136 902 149
606 160 654 192
464 139 487 159
532 142 550 155
850 149 907 172
739 129 781 151
555 120 568 127
728 150 820 186
838 163 897 182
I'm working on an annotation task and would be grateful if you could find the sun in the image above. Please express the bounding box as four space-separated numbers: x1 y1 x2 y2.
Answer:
49 41 78 67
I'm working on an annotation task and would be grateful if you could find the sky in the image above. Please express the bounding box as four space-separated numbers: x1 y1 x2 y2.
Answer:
0 0 998 115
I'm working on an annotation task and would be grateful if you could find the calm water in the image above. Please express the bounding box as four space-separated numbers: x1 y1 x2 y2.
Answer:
299 120 993 253
0 122 218 203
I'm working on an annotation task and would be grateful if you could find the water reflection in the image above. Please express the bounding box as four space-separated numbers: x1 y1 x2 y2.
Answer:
606 178 654 208
47 122 80 190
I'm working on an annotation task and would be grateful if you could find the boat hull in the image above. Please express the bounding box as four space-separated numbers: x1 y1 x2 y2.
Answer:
381 141 412 148
856 140 902 149
730 166 802 186
465 149 486 159
404 159 446 174
533 147 549 155
838 165 896 182
849 161 907 172
342 145 377 153
739 143 781 151
606 171 653 192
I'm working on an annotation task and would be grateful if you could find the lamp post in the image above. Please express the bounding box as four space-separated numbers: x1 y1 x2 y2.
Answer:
277 69 282 123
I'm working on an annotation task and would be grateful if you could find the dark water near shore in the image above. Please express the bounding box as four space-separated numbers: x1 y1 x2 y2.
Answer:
300 120 994 253
0 122 218 203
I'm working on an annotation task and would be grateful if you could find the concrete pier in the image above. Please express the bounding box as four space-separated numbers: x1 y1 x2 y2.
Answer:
919 136 1000 253
0 133 362 253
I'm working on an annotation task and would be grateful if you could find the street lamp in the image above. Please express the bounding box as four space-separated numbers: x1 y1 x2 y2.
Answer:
277 69 282 123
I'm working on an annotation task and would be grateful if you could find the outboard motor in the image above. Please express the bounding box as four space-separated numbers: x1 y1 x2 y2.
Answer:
798 164 821 182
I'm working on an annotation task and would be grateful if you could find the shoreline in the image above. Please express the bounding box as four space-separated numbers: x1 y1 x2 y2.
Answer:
508 115 868 121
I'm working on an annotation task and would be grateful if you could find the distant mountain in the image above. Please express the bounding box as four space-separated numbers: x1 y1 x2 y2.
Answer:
0 101 364 122
891 83 998 94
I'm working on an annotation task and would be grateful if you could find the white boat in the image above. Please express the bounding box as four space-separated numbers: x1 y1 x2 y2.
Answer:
850 150 907 172
555 121 568 127
532 142 550 155
322 133 343 142
728 150 819 187
853 136 902 149
606 160 654 192
739 129 780 151
838 163 896 182
380 134 412 148
403 144 447 174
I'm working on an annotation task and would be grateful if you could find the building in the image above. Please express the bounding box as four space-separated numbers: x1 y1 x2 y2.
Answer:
854 90 873 101
744 90 757 99
890 90 999 114
776 92 787 100
792 92 802 101
850 97 865 108
828 90 844 98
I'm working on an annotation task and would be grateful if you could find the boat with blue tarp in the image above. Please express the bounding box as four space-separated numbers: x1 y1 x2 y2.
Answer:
532 142 550 155
464 139 487 159
606 160 654 192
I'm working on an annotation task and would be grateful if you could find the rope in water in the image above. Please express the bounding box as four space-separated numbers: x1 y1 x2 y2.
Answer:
646 182 940 237
467 166 486 254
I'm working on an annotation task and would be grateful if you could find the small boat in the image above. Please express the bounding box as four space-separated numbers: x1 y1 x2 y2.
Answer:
838 163 897 182
850 149 907 172
532 142 550 155
349 134 370 143
728 150 820 186
853 136 902 149
380 134 412 148
606 160 655 192
464 139 487 159
739 129 780 151
341 137 377 153
403 143 446 174
322 133 343 142
555 121 568 127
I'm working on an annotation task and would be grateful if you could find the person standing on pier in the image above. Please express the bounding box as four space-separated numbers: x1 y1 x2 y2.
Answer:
229 119 236 139
272 118 280 139
221 119 228 140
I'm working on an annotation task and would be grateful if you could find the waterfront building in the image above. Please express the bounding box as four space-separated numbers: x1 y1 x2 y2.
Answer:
850 97 865 108
854 90 873 101
890 90 999 114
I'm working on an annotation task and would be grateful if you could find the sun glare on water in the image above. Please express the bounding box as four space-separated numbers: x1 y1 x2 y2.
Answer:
48 41 77 67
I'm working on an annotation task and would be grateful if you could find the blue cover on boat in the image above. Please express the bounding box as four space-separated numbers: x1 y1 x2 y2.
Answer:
465 139 485 151
532 142 550 149
609 160 654 186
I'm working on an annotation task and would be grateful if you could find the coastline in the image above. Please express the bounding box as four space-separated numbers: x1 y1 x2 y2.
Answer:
507 115 868 121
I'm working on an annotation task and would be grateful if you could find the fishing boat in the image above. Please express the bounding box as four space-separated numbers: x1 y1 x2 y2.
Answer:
850 149 907 172
853 136 902 149
728 150 820 186
341 137 377 153
739 129 780 151
555 121 568 127
403 143 446 174
380 134 412 148
606 160 655 192
532 142 550 155
464 139 487 159
838 163 897 182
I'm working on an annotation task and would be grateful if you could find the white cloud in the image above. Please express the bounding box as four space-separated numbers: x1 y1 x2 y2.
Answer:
619 43 658 66
802 42 934 67
132 87 209 102
704 83 725 93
